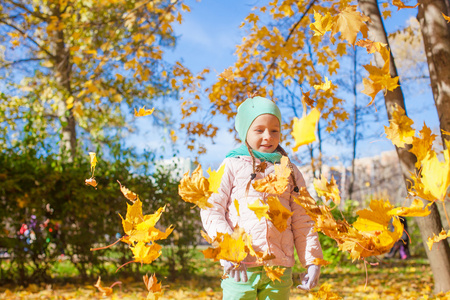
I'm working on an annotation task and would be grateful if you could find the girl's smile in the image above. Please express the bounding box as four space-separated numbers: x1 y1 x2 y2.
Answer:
246 114 280 153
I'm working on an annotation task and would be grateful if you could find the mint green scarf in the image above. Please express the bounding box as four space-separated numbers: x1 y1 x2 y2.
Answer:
226 144 282 164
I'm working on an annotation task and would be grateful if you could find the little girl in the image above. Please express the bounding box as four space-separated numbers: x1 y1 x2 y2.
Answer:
201 96 323 299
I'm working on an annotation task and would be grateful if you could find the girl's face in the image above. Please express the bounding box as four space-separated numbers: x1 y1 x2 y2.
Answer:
246 114 280 153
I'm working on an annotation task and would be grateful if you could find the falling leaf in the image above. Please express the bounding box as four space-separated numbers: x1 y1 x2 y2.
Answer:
89 152 97 173
420 141 450 202
392 0 419 10
202 227 250 264
313 174 341 206
263 265 285 282
207 164 226 194
170 129 178 143
253 156 291 194
410 123 437 168
356 39 387 54
247 199 269 220
218 67 235 81
388 199 431 217
352 199 394 232
312 258 332 266
135 106 155 117
310 11 333 36
85 177 98 188
443 13 450 23
267 196 293 232
384 104 415 148
130 241 162 264
234 199 240 216
143 273 163 300
292 108 321 151
118 180 138 203
427 229 450 250
442 129 450 136
178 165 213 209
332 6 369 45
313 76 332 91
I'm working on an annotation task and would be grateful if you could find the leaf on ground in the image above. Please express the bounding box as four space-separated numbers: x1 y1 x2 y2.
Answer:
94 276 121 297
143 273 163 300
178 165 213 209
312 283 343 299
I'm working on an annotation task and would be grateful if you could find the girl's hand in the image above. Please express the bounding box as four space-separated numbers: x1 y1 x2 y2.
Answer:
221 260 248 282
297 264 320 290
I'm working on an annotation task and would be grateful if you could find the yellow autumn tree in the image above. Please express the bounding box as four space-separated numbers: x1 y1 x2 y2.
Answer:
0 0 192 159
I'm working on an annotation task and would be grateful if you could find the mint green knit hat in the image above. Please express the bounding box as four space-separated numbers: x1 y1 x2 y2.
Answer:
235 96 282 142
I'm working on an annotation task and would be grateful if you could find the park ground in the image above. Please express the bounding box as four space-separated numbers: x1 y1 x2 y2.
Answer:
1 257 450 299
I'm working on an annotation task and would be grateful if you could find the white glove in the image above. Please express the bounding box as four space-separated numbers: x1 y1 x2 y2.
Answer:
297 264 320 290
221 260 248 282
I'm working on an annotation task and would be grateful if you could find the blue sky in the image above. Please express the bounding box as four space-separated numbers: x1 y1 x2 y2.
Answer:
127 1 439 169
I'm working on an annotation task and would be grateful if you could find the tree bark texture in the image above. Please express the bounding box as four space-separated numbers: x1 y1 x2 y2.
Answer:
417 0 450 147
358 0 450 293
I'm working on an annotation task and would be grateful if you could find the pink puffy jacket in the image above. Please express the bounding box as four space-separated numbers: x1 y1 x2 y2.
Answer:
200 156 323 268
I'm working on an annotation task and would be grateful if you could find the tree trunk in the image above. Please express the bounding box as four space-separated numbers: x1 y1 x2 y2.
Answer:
54 4 77 161
348 48 358 200
417 0 450 147
358 0 450 293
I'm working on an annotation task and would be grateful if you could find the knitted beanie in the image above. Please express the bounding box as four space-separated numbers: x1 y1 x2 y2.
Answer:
235 96 282 142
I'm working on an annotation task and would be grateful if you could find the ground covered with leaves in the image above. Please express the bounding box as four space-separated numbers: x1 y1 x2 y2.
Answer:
1 258 449 299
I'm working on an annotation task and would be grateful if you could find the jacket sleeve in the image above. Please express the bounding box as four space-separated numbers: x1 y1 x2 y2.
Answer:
290 166 323 267
200 158 234 239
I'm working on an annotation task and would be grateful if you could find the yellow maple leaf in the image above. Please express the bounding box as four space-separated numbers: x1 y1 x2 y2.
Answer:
313 174 341 206
313 76 332 91
89 152 97 173
409 173 436 203
118 180 138 203
443 13 450 23
207 164 226 194
410 123 437 168
355 39 387 54
218 67 235 81
143 273 163 300
178 165 213 209
267 196 293 232
130 241 162 264
134 106 155 117
420 142 450 201
332 6 369 45
384 104 415 148
392 0 419 10
388 199 431 217
253 156 291 194
263 265 285 282
312 258 331 267
427 229 450 250
292 108 321 151
310 11 333 36
352 199 394 232
202 227 249 264
247 199 269 221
